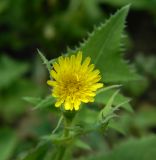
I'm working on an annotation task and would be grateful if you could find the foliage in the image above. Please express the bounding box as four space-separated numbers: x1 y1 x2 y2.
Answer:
80 136 156 160
0 128 18 160
0 55 28 89
0 0 156 160
0 55 43 121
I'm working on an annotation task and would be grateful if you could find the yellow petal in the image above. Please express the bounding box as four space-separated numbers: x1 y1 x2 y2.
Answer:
58 56 64 65
80 97 89 103
74 100 81 110
53 62 60 72
55 100 63 107
50 70 58 80
47 80 56 86
88 64 95 72
91 83 103 91
85 92 96 96
77 51 82 63
88 97 94 102
64 100 71 110
82 57 91 69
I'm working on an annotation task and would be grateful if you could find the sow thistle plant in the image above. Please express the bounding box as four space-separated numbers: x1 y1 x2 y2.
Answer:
24 5 139 160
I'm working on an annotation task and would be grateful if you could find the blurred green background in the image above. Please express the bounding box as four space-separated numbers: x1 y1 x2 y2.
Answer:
0 0 156 160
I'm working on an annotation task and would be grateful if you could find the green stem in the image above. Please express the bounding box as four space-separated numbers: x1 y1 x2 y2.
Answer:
55 146 67 160
54 116 71 160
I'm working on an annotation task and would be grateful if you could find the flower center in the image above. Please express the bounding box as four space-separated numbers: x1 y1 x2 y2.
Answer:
63 74 82 96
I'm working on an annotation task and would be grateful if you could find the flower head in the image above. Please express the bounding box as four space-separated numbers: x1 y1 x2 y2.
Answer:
47 51 103 111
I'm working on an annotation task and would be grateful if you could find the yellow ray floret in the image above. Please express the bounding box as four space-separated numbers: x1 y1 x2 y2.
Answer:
47 51 103 111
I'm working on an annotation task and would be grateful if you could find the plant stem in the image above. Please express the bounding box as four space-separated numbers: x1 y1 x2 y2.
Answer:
54 116 71 160
55 146 67 160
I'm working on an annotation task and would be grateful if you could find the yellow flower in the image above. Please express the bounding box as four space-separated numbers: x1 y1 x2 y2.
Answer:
47 51 103 111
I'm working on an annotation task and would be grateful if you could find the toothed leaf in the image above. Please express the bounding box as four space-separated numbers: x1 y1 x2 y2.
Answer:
68 5 139 83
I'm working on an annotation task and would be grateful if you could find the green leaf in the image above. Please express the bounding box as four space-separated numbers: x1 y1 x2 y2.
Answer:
81 136 156 160
75 139 91 150
23 97 42 105
23 95 55 110
0 55 29 89
37 49 51 73
108 120 126 135
68 5 139 83
96 85 122 94
0 128 17 160
0 79 42 121
106 136 156 160
97 89 132 130
98 90 120 120
42 134 69 144
115 106 156 133
22 142 49 160
76 107 99 124
134 107 156 129
95 88 133 112
34 96 55 110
